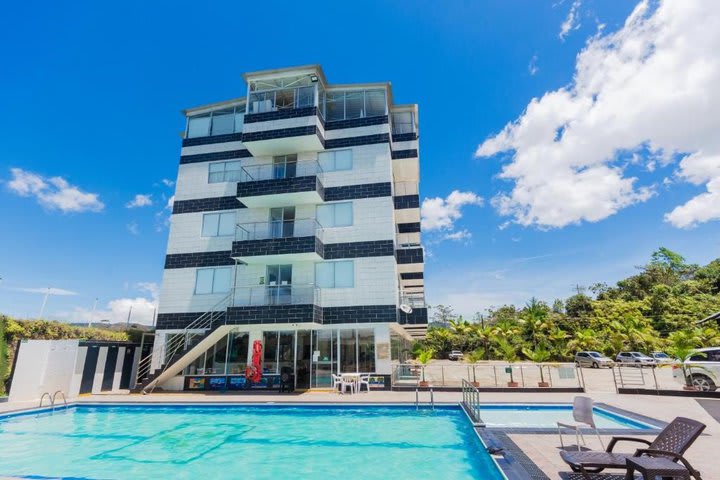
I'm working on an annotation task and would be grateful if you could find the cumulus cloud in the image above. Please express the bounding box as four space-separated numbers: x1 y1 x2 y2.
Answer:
559 0 582 40
125 194 153 208
442 229 472 242
421 190 483 231
61 282 160 326
476 0 720 229
7 168 104 213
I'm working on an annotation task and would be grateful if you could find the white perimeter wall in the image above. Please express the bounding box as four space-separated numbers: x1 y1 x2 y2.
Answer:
8 340 79 403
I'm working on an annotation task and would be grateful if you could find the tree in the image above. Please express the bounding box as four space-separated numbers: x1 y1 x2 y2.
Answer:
429 304 456 328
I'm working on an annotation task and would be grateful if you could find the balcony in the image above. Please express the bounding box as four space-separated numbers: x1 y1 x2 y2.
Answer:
227 284 322 325
242 85 324 156
231 219 324 264
236 159 325 208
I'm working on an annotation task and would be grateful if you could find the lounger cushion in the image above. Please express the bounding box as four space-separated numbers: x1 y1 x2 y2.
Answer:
560 450 631 469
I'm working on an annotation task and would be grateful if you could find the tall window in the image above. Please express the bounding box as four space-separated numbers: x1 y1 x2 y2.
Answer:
209 161 242 183
186 105 245 138
392 111 415 134
194 267 232 294
315 261 353 288
318 150 352 172
202 212 235 237
322 89 387 121
272 154 297 179
316 202 352 228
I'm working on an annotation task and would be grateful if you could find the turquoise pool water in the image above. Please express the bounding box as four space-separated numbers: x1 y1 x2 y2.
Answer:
0 404 504 480
475 404 656 429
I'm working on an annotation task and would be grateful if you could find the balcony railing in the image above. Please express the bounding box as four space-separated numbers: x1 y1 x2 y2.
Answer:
239 159 323 182
248 86 315 114
399 292 426 309
235 219 322 242
232 284 320 307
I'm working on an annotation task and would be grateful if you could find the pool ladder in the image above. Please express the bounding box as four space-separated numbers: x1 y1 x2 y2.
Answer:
415 386 434 410
38 390 69 413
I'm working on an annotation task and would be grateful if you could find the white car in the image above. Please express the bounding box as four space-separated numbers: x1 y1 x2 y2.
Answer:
448 350 464 361
650 352 673 364
672 347 720 392
615 351 656 367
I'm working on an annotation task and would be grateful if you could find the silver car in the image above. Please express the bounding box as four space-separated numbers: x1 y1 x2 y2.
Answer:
616 351 656 367
574 351 614 368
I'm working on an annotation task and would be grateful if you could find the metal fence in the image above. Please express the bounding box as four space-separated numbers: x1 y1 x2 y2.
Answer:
611 362 720 394
392 362 585 389
461 379 482 423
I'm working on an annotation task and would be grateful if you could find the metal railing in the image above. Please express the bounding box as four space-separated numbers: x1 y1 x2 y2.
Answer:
462 379 482 423
248 86 315 113
232 284 320 308
239 159 323 183
391 362 585 389
235 218 322 242
611 361 720 393
135 293 232 389
399 292 426 309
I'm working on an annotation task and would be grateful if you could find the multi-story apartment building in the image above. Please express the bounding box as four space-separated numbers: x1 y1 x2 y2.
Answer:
139 65 426 392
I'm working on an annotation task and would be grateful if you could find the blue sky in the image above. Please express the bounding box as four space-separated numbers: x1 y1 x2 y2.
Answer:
1 0 718 323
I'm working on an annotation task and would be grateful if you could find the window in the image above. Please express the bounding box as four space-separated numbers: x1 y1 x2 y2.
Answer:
208 161 242 183
194 267 232 294
315 261 353 288
316 202 352 228
318 150 352 172
392 111 414 134
272 155 297 179
186 105 245 138
202 212 235 237
321 89 387 121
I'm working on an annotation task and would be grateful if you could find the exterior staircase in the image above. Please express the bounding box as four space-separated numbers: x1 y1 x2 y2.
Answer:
133 294 231 394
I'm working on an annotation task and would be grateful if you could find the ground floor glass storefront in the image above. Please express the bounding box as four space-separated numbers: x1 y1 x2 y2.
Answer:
183 327 376 390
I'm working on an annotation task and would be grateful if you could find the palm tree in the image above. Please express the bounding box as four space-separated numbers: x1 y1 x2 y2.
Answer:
522 344 552 386
496 338 519 386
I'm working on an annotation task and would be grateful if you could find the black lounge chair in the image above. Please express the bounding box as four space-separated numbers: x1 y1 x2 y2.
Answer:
560 416 705 479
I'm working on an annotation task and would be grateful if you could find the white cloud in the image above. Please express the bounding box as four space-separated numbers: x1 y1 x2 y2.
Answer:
125 194 153 208
154 195 174 232
126 222 140 235
161 179 175 187
60 282 160 326
559 0 582 40
442 229 472 242
476 0 720 229
14 287 78 296
421 190 483 231
136 281 160 301
528 54 539 76
7 168 104 213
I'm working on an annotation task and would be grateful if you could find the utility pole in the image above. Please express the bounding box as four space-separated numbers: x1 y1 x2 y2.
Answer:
89 297 98 328
126 306 133 328
152 306 157 328
38 287 50 320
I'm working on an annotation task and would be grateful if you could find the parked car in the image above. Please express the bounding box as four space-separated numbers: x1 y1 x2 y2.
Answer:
574 351 614 368
672 347 720 392
448 350 464 361
615 351 656 367
650 351 673 364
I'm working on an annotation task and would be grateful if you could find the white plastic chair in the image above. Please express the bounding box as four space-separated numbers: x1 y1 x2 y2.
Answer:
340 374 356 395
557 396 604 451
358 374 370 392
331 374 343 393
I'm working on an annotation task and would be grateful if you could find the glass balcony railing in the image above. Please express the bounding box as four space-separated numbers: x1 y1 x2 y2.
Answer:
399 292 426 309
239 159 323 182
232 285 320 307
235 219 322 242
248 86 315 114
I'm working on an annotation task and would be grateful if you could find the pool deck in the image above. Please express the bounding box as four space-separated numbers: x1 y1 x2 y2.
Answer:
2 391 718 479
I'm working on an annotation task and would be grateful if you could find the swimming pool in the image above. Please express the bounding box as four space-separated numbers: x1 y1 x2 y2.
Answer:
0 404 505 480
474 404 657 429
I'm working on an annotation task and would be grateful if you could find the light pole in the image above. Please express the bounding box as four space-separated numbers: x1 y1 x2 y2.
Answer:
89 297 98 328
38 287 51 320
126 306 133 328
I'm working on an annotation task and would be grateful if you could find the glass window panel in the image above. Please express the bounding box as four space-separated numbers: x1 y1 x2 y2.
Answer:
339 329 357 373
392 112 413 134
225 161 242 171
218 212 235 236
278 331 295 375
195 269 214 294
345 91 364 119
335 150 352 170
326 92 344 121
209 163 225 173
202 213 219 237
357 328 375 373
263 331 278 374
316 204 332 228
204 334 228 374
233 110 245 133
227 332 249 375
318 151 333 171
365 90 387 116
296 86 314 108
335 261 354 288
315 263 334 288
211 110 234 135
212 267 232 293
187 115 210 138
334 203 353 227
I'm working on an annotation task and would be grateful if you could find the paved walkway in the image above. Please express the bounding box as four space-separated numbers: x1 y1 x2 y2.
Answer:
2 390 718 478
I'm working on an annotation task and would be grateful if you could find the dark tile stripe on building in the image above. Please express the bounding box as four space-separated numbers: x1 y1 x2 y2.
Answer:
179 149 252 165
391 149 418 160
391 132 418 142
237 175 322 199
182 132 243 147
325 133 390 149
324 182 391 201
172 196 245 214
397 222 421 233
396 247 424 264
232 236 321 258
164 251 234 269
243 106 318 124
324 240 395 259
324 115 388 130
393 195 420 209
397 307 428 325
241 125 320 143
400 272 424 280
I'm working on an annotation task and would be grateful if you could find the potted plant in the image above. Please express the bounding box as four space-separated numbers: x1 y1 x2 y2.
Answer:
416 348 433 387
522 345 552 387
497 339 519 387
465 348 485 387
